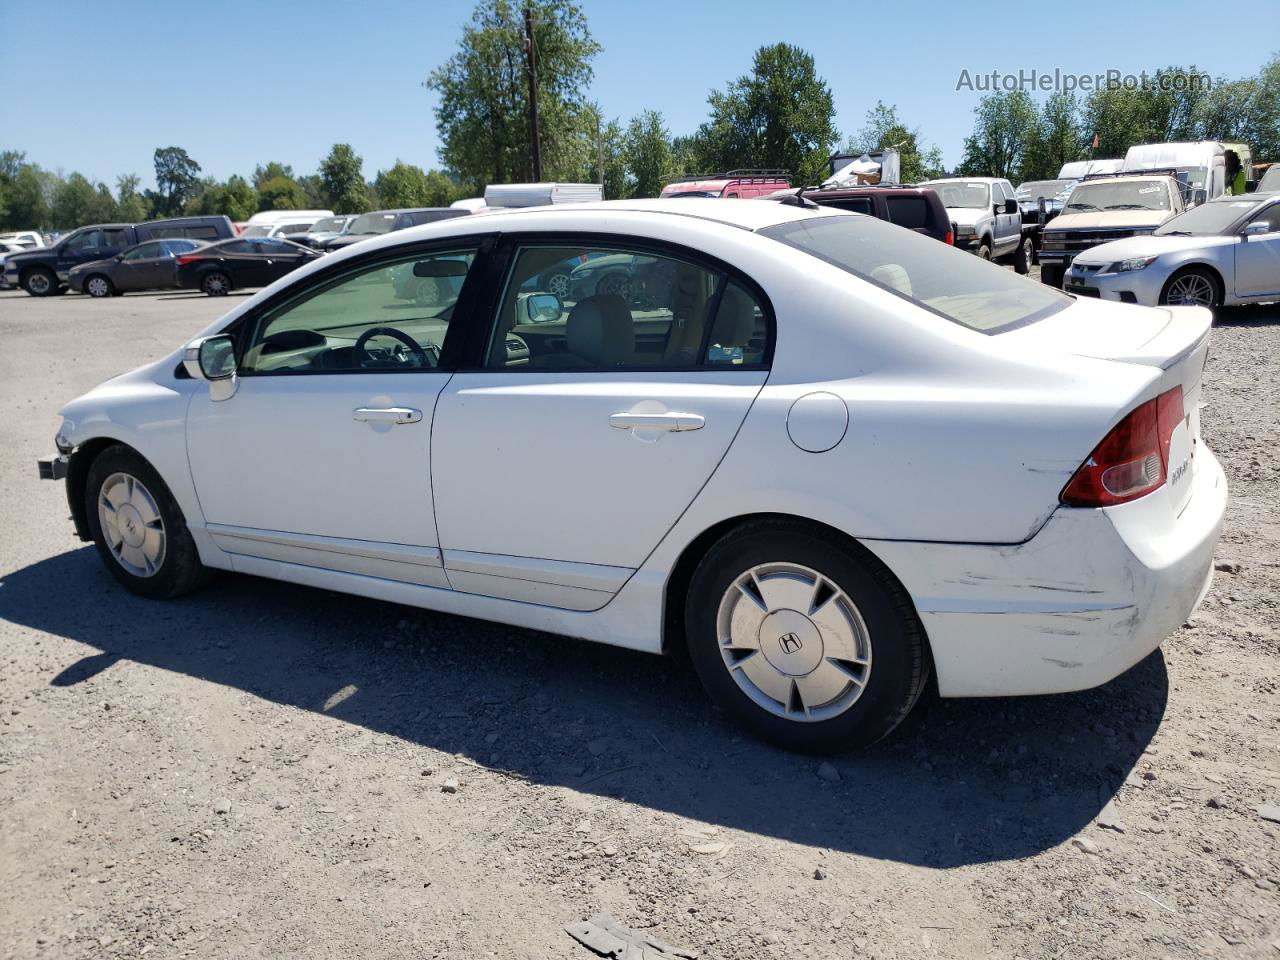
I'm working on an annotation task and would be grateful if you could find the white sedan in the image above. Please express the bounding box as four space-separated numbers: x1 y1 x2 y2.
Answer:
40 199 1226 753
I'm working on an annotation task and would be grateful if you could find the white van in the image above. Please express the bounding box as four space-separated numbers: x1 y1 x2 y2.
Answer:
240 209 335 239
245 209 333 226
1122 142 1225 204
1057 159 1124 179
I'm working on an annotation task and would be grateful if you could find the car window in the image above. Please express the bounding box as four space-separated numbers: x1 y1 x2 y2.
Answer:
1247 204 1280 233
219 240 254 254
886 196 930 229
161 239 200 256
762 214 1069 334
824 197 875 216
241 248 477 375
121 242 162 261
64 229 103 253
484 244 769 370
101 228 130 248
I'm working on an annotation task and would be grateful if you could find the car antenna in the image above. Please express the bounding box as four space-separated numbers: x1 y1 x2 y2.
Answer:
777 184 820 210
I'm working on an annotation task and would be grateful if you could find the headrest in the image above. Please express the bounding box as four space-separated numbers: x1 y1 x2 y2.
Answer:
711 283 757 347
870 263 914 298
567 294 633 366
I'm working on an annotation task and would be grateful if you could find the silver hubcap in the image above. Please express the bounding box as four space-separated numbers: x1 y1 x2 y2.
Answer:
98 473 166 578
548 273 570 297
205 274 227 295
28 273 50 293
601 275 631 298
87 277 108 296
716 562 872 722
1166 274 1214 306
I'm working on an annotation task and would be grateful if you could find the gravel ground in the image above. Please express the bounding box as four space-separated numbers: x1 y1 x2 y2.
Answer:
0 284 1277 960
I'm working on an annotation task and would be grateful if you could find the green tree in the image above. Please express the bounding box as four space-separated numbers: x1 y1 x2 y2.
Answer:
51 173 116 228
374 161 433 206
257 175 305 211
298 174 327 209
426 0 601 191
958 91 1038 178
114 174 148 222
850 101 944 184
1021 92 1084 181
319 143 368 211
624 110 672 198
693 44 838 185
186 175 259 221
2 164 50 230
151 146 201 216
253 162 295 188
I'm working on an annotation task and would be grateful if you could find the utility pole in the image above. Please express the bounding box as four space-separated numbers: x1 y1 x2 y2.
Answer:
596 114 604 196
524 6 542 182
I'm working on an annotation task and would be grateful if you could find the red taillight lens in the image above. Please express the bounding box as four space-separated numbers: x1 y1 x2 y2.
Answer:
176 255 202 266
1060 385 1184 507
945 229 954 245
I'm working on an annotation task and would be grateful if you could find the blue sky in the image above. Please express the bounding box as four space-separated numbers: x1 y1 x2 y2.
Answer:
1 0 1275 189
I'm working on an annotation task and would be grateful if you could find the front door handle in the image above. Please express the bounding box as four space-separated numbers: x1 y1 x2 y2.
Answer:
609 411 704 432
353 406 422 424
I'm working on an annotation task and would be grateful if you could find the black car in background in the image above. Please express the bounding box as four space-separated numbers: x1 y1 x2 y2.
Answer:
68 238 205 297
174 236 321 296
3 216 236 296
319 208 468 251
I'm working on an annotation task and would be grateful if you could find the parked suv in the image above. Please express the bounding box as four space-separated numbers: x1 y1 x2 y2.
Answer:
1037 173 1187 287
800 185 953 245
919 177 1031 272
660 170 791 199
319 208 469 251
3 216 235 296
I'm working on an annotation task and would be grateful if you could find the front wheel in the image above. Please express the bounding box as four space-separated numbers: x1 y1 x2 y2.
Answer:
85 274 114 298
85 445 211 599
22 267 58 297
1159 267 1221 309
684 520 930 753
201 271 231 296
975 242 992 261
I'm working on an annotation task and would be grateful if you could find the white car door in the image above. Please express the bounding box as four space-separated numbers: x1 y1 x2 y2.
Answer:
431 239 771 611
1234 205 1280 298
185 246 481 587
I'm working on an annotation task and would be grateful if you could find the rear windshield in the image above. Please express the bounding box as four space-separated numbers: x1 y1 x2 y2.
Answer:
761 214 1069 333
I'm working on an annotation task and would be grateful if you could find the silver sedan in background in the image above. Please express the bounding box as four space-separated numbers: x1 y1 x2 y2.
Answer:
1065 194 1280 308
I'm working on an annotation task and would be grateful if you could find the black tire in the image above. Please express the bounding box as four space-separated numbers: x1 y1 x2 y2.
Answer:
21 267 58 297
684 519 930 753
1158 266 1222 309
201 271 231 296
1040 263 1065 288
975 242 992 261
1012 236 1032 275
84 445 211 599
546 270 571 298
596 272 632 300
84 274 114 298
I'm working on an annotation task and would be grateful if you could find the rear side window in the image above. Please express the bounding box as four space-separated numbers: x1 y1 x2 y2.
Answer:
824 197 875 216
886 196 929 230
762 215 1069 333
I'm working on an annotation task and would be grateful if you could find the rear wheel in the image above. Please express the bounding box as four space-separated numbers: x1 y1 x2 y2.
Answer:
1012 236 1033 275
1159 267 1221 309
201 271 231 296
684 520 929 753
596 272 632 301
22 267 58 297
85 274 114 298
546 271 571 298
85 445 210 599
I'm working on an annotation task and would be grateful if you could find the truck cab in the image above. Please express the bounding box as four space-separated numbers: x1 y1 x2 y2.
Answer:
1038 174 1186 287
919 177 1030 270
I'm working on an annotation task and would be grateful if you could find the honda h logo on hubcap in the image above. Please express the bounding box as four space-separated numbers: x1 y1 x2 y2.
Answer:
778 632 803 655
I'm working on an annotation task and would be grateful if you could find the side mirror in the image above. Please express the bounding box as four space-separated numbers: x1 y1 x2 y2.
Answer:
1242 222 1270 237
1004 198 1018 214
183 334 238 400
1192 189 1208 206
525 292 563 323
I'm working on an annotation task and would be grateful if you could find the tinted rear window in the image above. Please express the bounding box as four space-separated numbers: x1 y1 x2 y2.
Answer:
761 214 1069 333
886 196 930 230
822 197 875 216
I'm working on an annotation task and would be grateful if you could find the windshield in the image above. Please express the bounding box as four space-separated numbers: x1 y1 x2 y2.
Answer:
308 216 347 233
240 225 271 237
924 181 990 209
1063 181 1171 212
348 212 399 234
664 190 723 199
1153 199 1263 236
762 214 1069 333
1258 167 1280 193
1016 180 1074 201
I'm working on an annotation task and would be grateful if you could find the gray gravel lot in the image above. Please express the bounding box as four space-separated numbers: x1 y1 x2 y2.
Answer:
1 284 1277 959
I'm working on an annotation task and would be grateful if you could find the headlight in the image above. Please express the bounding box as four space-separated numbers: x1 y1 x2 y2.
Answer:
955 225 976 236
1108 256 1158 274
55 420 74 453
574 268 595 279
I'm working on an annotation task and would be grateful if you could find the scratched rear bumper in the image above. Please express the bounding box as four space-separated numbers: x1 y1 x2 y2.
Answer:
863 447 1227 697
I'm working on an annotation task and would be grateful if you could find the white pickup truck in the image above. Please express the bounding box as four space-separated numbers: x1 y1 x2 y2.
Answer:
1038 174 1188 288
919 177 1033 273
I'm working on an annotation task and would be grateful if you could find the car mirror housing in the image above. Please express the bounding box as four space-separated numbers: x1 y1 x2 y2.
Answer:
1004 199 1018 215
1242 222 1269 237
183 334 239 401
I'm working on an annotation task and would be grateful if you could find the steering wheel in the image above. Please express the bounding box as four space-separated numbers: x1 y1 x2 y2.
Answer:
353 326 431 369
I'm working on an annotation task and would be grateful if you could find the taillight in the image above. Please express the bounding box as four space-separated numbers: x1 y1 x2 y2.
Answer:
1060 385 1184 507
944 229 954 245
176 255 202 265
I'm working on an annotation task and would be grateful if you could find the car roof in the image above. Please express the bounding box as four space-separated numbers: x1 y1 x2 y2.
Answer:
922 177 1007 185
486 197 843 231
1074 174 1177 185
804 185 937 198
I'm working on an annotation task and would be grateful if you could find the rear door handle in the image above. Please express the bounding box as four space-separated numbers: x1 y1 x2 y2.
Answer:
609 412 704 432
353 406 422 424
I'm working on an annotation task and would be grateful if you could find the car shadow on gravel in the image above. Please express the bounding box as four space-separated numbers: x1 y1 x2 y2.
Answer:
1215 304 1280 327
3 548 1167 868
